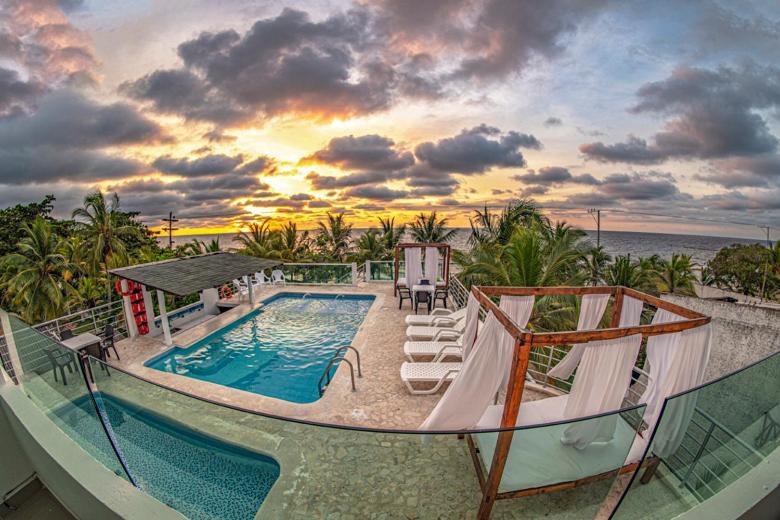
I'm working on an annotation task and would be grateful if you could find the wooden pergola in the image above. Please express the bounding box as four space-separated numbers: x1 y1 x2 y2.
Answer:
465 285 711 519
392 242 452 296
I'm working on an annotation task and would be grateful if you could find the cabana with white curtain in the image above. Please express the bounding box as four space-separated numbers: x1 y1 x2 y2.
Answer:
393 242 451 297
418 285 712 519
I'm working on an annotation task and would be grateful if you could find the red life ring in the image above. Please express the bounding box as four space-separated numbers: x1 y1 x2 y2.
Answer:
219 284 234 300
115 279 136 297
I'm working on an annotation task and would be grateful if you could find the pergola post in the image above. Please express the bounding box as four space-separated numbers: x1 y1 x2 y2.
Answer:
120 279 139 338
477 334 533 519
156 289 173 345
393 245 400 296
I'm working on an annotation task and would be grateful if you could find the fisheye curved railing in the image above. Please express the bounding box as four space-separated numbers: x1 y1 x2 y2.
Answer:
1 298 778 519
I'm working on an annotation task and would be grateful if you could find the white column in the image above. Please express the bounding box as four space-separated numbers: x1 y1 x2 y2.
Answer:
247 276 256 306
351 262 358 285
120 279 139 338
142 285 158 335
156 290 172 345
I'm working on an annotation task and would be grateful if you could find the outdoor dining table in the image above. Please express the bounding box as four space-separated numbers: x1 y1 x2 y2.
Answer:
60 332 104 382
60 332 102 355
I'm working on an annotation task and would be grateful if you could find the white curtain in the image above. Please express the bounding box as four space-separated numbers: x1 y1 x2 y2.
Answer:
420 313 510 430
640 318 712 458
498 295 535 392
461 293 482 360
424 247 439 282
619 296 644 327
548 294 610 379
561 334 643 449
404 247 422 287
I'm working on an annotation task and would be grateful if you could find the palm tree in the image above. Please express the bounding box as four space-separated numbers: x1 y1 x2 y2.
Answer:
657 254 696 295
316 213 353 261
0 217 75 322
584 246 611 286
278 222 310 261
68 276 105 310
469 200 546 246
409 211 456 243
378 216 405 255
185 237 222 255
456 225 586 288
352 229 387 264
604 255 654 292
72 191 140 300
234 219 281 258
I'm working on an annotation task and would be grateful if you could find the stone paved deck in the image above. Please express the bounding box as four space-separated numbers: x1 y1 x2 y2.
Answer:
113 282 546 429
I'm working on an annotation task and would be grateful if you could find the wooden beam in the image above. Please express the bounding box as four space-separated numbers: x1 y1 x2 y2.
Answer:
470 287 528 339
610 286 624 328
494 461 642 500
622 287 706 319
478 286 616 297
530 317 711 346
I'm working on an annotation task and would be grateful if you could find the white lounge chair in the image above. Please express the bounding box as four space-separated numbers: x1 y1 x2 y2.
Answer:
406 318 465 341
271 269 286 285
404 307 466 327
400 361 461 394
404 339 463 362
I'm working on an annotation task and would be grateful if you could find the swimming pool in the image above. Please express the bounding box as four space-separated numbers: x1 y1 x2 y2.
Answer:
145 293 375 403
50 393 280 520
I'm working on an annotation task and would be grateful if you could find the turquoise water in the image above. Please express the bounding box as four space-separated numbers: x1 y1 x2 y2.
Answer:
146 293 374 403
50 393 280 520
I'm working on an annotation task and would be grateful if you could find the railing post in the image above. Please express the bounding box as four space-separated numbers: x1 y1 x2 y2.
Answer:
351 262 358 285
365 260 371 281
0 310 23 380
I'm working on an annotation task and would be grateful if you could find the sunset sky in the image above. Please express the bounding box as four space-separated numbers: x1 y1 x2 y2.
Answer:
1 0 779 240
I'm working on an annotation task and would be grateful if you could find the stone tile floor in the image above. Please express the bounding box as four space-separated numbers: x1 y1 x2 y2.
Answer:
112 282 547 429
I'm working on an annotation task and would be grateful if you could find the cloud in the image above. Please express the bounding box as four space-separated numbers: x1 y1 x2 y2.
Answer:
0 67 47 116
415 125 541 174
373 0 607 81
343 185 408 200
122 8 396 124
302 134 414 170
544 116 562 127
0 90 164 184
0 0 98 97
514 166 599 185
152 154 244 177
306 170 403 189
581 65 780 165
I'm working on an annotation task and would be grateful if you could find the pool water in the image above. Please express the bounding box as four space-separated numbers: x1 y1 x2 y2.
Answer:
146 293 375 403
50 393 280 520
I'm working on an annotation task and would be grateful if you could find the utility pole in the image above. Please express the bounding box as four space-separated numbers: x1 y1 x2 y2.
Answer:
587 208 601 247
161 211 178 249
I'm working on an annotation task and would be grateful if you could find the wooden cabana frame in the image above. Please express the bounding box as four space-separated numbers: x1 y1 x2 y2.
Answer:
392 242 452 296
465 285 711 519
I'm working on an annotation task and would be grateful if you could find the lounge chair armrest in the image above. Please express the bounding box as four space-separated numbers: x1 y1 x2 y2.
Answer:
432 345 461 362
431 316 455 326
430 308 452 316
431 328 456 341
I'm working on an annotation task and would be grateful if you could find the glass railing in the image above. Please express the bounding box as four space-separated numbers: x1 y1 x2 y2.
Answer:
6 314 132 483
366 260 399 281
282 263 355 285
3 308 778 520
86 354 649 520
612 351 780 518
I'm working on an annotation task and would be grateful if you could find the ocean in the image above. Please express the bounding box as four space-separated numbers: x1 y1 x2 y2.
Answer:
159 229 764 266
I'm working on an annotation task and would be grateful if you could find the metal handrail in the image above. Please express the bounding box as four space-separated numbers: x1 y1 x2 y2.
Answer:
317 357 356 396
316 345 362 396
333 345 362 377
